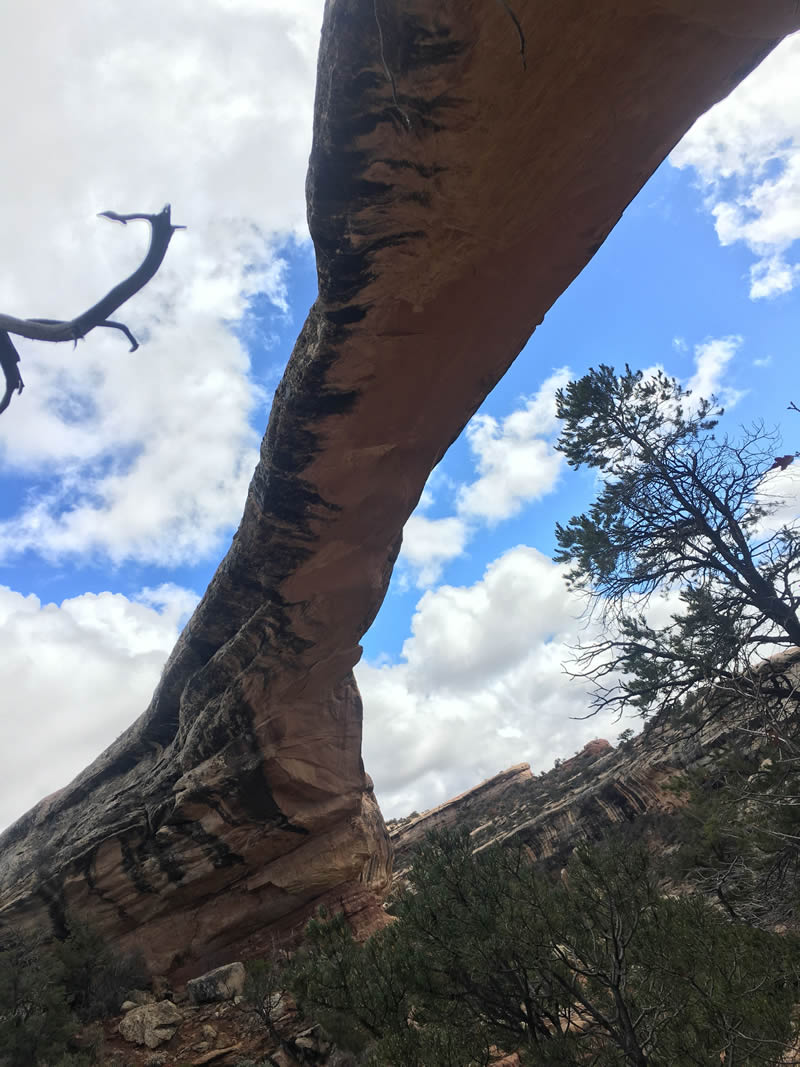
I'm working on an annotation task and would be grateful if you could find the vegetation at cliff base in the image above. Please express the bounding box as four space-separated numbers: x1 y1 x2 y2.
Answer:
0 932 75 1067
663 733 800 930
284 830 799 1066
0 921 148 1066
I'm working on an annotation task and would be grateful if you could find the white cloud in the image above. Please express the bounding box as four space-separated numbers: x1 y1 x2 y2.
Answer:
456 368 571 523
0 320 263 564
358 546 619 817
401 515 470 588
0 583 197 831
748 255 800 300
686 336 745 408
0 0 324 564
398 369 571 588
671 32 800 299
752 464 800 538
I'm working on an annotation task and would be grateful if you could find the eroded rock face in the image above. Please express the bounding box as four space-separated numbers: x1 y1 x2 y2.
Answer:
388 764 534 881
0 0 797 979
391 712 751 879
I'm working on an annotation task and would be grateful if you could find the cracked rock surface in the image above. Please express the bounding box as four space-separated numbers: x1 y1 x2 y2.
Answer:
0 0 797 980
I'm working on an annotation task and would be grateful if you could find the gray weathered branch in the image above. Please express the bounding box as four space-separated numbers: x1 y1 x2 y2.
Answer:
0 204 184 415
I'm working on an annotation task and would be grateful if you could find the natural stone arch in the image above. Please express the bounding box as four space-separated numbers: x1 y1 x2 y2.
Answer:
0 0 797 980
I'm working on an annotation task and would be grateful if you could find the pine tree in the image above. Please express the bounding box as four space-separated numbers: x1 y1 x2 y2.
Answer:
553 365 800 723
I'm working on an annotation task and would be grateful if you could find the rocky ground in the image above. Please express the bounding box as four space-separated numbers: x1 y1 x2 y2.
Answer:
96 971 322 1066
101 997 268 1067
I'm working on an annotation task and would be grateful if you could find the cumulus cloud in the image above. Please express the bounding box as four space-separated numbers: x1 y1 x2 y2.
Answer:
398 369 571 587
401 515 470 588
0 0 324 564
686 336 745 409
456 368 571 523
751 461 800 539
671 33 800 299
0 583 197 831
357 546 621 817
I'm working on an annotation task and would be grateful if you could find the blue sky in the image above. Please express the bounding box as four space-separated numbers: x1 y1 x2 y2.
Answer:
0 4 798 828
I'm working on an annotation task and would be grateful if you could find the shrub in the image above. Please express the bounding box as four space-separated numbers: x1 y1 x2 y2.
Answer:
54 921 149 1022
0 932 75 1067
288 830 800 1066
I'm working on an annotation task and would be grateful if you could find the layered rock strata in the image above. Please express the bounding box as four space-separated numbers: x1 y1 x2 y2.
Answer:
1 0 798 978
390 719 749 882
388 763 535 881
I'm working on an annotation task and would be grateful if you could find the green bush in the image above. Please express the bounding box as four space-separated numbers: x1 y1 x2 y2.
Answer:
0 932 75 1067
0 921 148 1065
54 921 149 1022
288 830 800 1066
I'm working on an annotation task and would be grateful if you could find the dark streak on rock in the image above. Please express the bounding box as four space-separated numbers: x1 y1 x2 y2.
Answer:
82 856 132 923
37 879 67 939
119 836 157 896
237 765 309 834
374 158 447 180
176 821 245 871
400 93 467 134
382 10 468 77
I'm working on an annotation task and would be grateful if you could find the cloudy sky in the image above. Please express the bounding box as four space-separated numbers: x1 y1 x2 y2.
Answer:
0 5 798 829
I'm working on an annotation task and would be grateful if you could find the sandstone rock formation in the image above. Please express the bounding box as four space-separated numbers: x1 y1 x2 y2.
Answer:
388 763 534 881
390 714 747 882
1 0 798 980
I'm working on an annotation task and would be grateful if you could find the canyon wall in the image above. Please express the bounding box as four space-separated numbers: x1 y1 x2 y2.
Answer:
1 0 798 979
390 722 734 883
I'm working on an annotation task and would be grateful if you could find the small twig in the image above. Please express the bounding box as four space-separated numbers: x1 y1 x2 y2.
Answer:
0 204 184 415
30 316 141 352
496 0 527 71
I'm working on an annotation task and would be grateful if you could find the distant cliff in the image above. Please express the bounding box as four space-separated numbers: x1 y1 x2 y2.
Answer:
391 715 743 881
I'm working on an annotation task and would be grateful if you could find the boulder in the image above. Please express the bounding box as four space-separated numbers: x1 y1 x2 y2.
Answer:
295 1023 331 1054
187 961 246 1004
0 0 798 981
118 999 183 1049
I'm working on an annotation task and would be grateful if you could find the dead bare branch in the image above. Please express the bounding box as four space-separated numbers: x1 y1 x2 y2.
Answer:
0 204 184 415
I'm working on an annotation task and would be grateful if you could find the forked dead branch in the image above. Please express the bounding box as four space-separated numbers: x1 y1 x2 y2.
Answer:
0 204 184 415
